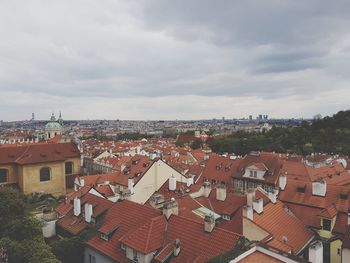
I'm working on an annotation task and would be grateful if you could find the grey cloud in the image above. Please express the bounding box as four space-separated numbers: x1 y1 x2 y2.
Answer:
0 0 349 120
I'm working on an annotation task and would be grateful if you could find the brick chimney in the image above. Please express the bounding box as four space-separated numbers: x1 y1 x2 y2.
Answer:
216 181 227 201
204 214 215 233
173 239 181 257
73 197 81 216
163 199 178 220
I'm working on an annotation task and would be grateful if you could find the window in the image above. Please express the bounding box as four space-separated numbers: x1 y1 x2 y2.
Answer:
322 218 331 231
89 254 96 263
254 171 257 177
40 167 51 182
337 248 341 255
249 170 253 177
0 169 8 183
65 162 73 175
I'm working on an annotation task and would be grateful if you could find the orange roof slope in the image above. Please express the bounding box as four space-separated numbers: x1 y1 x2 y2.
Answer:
253 201 314 254
86 200 162 262
121 216 167 254
0 142 80 165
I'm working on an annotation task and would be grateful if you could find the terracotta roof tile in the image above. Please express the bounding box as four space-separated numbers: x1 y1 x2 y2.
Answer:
253 201 314 254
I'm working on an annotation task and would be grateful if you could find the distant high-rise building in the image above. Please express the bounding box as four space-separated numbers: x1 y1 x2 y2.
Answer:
258 114 263 120
31 112 35 121
249 115 253 121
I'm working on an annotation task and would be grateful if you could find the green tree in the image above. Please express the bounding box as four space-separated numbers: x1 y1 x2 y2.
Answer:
191 139 202 150
0 188 59 263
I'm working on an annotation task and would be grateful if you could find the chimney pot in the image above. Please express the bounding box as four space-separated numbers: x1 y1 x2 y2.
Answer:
204 214 215 233
73 197 81 216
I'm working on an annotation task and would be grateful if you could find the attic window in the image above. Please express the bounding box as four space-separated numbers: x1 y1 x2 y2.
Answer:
100 233 109 241
340 192 348 200
322 218 331 231
297 185 306 193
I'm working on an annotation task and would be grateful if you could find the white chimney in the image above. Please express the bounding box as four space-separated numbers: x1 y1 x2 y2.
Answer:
243 205 253 220
247 189 255 207
173 239 181 257
312 179 327 197
279 173 287 191
128 177 134 194
80 178 85 187
163 199 178 220
309 240 323 263
120 163 126 171
84 203 93 223
73 197 81 216
204 214 215 233
203 180 211 198
186 177 194 187
253 198 263 214
268 191 277 204
216 182 227 201
169 175 177 191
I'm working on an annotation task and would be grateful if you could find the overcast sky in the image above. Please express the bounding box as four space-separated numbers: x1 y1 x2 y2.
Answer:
1 0 350 120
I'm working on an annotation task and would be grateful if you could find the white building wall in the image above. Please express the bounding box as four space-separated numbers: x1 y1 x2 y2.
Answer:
243 167 265 180
42 220 57 238
130 160 187 204
342 248 350 263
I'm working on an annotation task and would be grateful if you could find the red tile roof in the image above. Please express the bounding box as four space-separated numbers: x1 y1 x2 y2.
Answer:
163 216 241 263
121 216 167 254
233 152 284 186
202 155 240 190
86 200 162 262
0 142 80 165
57 192 113 235
317 204 338 219
253 201 314 254
95 185 114 198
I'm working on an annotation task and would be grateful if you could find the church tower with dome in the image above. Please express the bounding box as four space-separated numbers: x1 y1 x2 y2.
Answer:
45 112 63 140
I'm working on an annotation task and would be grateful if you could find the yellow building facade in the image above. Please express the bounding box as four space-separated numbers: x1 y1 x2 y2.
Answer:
0 142 81 196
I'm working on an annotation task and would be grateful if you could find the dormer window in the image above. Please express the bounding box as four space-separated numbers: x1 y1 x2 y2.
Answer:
297 185 306 193
340 192 348 200
100 233 109 241
322 218 331 231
